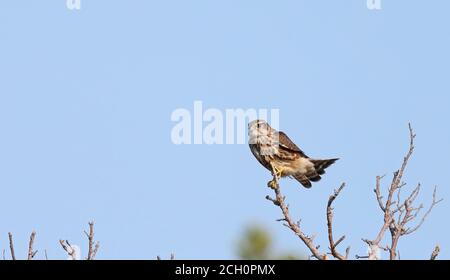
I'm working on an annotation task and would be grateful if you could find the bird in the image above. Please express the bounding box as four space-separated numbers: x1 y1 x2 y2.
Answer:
248 120 338 189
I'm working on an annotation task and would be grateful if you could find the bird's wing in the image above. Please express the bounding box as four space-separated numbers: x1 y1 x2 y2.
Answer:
277 131 309 158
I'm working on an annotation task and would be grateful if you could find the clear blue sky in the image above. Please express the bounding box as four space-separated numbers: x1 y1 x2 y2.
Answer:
0 1 449 260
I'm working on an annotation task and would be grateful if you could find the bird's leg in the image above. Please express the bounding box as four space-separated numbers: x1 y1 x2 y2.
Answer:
268 163 282 190
274 167 283 179
270 163 284 179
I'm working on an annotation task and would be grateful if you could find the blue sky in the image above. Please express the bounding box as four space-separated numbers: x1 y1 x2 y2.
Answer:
0 1 449 260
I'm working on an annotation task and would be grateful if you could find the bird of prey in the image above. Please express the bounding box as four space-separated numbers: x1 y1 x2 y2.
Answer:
248 120 338 189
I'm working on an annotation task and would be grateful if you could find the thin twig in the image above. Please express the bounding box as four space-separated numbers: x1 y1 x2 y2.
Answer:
28 231 37 260
59 240 76 260
355 255 369 260
363 124 442 260
430 246 440 260
84 221 98 260
92 242 100 260
266 174 327 260
375 175 386 212
157 254 175 260
405 187 443 235
8 233 16 260
326 183 350 260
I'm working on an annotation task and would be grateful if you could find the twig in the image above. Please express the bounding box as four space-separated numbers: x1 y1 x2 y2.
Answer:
45 250 48 260
91 242 100 260
28 231 38 260
84 221 99 260
355 255 369 260
156 254 175 260
405 187 443 235
375 175 386 212
363 124 442 260
430 246 440 260
8 233 16 260
364 124 415 260
266 175 327 260
327 183 350 260
59 240 76 260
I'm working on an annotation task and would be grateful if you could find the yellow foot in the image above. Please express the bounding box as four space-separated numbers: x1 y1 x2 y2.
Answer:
267 179 278 190
272 166 284 179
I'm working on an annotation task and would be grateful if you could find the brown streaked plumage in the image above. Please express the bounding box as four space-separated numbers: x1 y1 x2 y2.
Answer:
248 120 338 188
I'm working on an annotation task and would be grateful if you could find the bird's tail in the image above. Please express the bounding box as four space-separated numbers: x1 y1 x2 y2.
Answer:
311 158 339 175
293 158 339 189
293 174 313 188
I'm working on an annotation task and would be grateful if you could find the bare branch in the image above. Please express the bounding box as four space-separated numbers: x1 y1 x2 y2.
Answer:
59 240 77 260
326 183 349 260
385 124 415 212
267 175 327 260
355 255 369 260
91 242 100 260
265 195 279 206
430 246 440 260
405 187 443 235
27 231 37 260
85 221 99 260
8 233 16 260
375 175 386 212
156 254 175 260
364 124 442 260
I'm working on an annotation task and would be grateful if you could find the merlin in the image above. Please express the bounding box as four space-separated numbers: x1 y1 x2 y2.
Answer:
248 120 338 188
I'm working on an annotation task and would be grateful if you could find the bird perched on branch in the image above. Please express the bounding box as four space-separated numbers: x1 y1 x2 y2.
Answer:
248 120 338 189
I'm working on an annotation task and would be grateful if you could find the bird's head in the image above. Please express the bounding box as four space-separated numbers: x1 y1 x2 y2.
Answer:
248 119 274 144
249 119 267 129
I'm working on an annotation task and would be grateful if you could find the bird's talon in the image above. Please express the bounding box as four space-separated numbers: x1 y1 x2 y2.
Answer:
267 179 278 190
272 166 283 179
